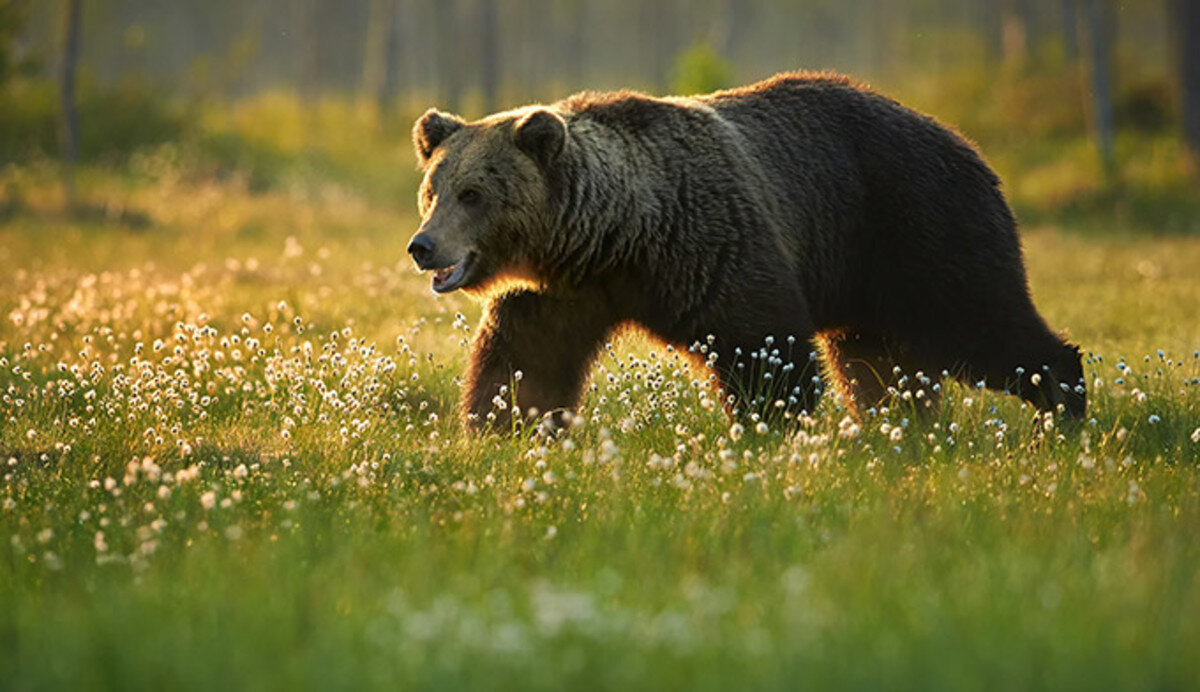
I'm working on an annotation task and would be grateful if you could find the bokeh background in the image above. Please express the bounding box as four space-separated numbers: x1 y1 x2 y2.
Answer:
3 0 1199 234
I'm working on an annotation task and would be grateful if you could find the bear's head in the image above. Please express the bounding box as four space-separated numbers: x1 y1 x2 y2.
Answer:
408 107 567 294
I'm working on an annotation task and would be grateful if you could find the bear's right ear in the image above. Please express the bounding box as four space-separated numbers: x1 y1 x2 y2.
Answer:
413 109 465 164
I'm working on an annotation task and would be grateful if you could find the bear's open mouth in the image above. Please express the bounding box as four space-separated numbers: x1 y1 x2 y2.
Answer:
431 253 474 293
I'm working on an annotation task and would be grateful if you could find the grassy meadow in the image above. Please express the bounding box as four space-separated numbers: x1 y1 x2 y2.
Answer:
2 97 1200 690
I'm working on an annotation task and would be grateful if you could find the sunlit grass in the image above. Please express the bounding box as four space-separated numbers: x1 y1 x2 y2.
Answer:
2 158 1200 689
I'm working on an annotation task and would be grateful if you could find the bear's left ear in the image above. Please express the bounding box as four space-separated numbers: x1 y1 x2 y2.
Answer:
514 108 567 167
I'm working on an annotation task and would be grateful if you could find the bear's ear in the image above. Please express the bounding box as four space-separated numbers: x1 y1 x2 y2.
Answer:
413 109 465 164
514 108 567 167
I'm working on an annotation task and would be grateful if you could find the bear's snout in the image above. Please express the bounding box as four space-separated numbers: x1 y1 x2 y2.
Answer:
407 233 437 269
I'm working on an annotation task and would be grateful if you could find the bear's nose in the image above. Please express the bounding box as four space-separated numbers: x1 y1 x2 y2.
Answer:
407 233 436 268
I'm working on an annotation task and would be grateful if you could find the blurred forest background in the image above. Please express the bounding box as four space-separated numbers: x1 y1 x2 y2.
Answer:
2 0 1199 234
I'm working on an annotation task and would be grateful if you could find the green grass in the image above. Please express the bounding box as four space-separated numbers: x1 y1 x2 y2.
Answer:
2 153 1200 691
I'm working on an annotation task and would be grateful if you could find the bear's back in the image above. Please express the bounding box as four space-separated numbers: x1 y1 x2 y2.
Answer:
556 74 1021 327
709 73 1024 333
707 74 1017 256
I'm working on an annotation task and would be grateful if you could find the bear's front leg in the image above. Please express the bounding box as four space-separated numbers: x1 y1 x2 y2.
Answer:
463 289 616 431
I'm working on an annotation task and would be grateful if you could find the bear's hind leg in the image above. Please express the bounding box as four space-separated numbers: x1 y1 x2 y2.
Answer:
978 338 1086 419
921 325 1086 419
705 331 822 423
818 330 942 418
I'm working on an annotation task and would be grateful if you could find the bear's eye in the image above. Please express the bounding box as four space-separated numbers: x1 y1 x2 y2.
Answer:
458 189 482 206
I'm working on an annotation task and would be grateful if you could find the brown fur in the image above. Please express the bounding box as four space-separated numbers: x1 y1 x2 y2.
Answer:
408 71 1087 430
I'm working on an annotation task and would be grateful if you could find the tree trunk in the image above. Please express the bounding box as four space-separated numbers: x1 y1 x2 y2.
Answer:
980 0 1004 63
363 0 388 107
60 0 81 211
562 0 587 91
433 0 462 112
712 0 744 61
293 0 320 106
362 0 398 118
1177 0 1200 160
478 0 499 113
1002 0 1029 67
1060 0 1079 62
1084 0 1116 179
380 0 402 117
643 0 678 93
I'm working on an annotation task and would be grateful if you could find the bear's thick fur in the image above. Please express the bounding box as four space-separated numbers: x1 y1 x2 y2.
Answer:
408 71 1086 429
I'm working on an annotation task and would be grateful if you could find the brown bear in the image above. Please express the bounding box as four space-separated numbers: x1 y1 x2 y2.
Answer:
407 71 1086 430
